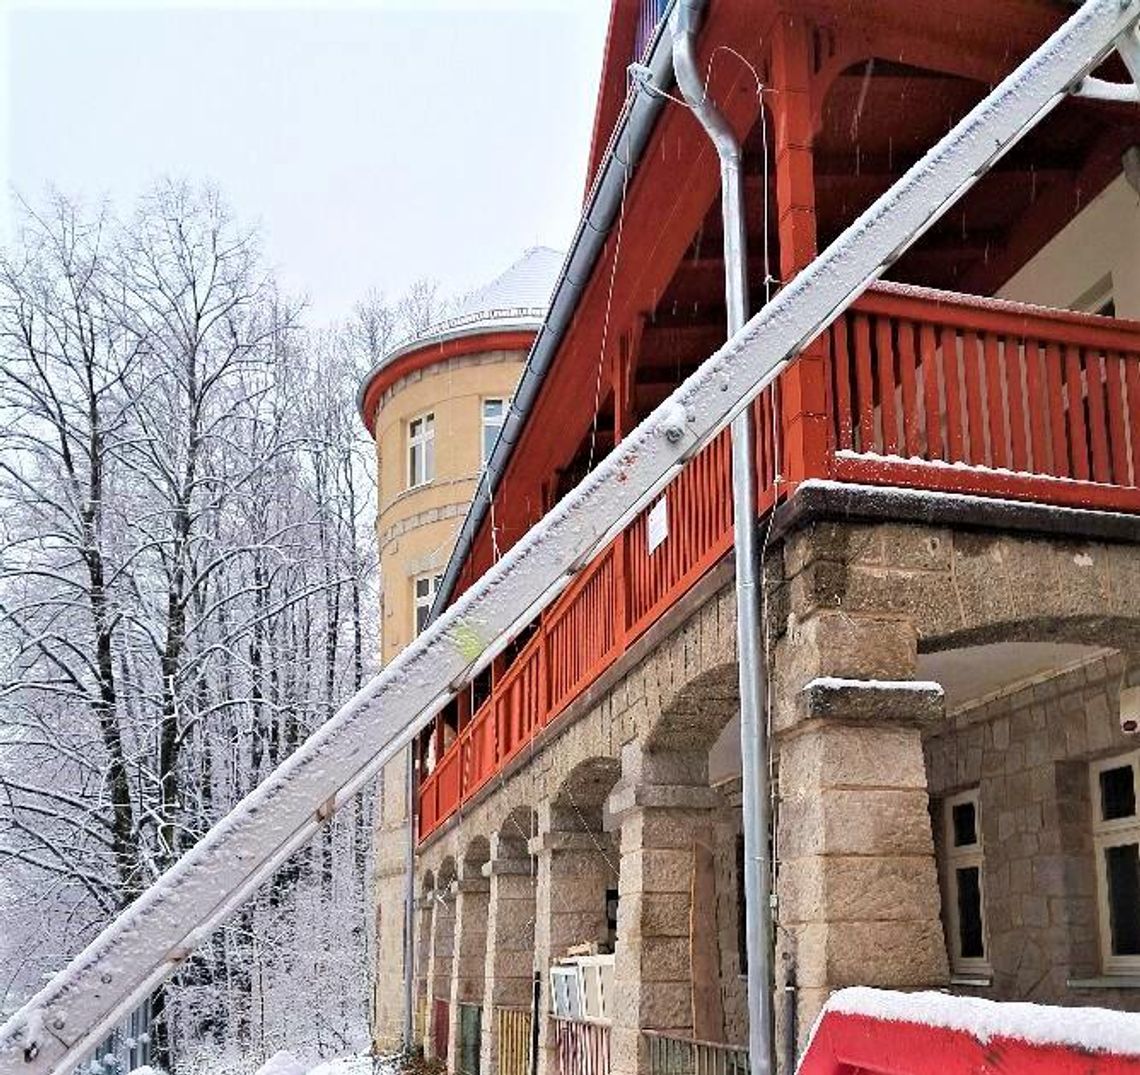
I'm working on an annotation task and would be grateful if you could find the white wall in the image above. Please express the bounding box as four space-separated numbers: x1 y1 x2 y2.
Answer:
998 174 1140 319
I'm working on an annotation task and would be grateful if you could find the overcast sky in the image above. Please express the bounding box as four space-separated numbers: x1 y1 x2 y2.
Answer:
1 0 610 322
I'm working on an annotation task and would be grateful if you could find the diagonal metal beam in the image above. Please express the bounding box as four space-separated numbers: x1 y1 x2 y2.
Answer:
3 1 1138 1071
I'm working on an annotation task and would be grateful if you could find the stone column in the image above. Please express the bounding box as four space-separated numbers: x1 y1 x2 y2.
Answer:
448 861 491 1073
425 884 456 1062
372 752 414 1052
774 675 949 1063
481 834 537 1075
607 743 721 1075
530 803 617 1075
414 895 434 1051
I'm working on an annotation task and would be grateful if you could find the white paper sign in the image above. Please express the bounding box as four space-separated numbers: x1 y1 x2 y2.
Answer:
647 497 668 555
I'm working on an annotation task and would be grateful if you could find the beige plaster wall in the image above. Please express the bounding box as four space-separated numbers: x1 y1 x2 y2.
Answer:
998 174 1140 318
374 350 525 665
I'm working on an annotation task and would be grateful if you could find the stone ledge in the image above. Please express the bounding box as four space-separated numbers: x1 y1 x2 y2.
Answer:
482 858 534 877
772 479 1140 547
607 782 722 817
798 676 944 727
527 830 604 855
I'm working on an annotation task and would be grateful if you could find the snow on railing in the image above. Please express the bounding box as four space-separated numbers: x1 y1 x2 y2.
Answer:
799 988 1140 1075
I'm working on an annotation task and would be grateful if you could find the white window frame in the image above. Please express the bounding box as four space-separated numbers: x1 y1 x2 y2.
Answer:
407 412 435 488
942 788 991 976
481 397 506 467
1091 749 1140 975
413 573 442 637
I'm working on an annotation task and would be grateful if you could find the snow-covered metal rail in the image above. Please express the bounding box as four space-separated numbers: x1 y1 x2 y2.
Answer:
3 3 1139 1071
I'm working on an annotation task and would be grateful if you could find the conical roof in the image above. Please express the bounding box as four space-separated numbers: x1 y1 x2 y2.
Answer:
357 247 563 426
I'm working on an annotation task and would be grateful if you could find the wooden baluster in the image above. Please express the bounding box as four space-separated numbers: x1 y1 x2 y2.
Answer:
920 323 942 461
963 330 986 466
1006 336 1029 473
1106 353 1129 486
1045 342 1069 477
898 319 920 458
877 316 899 455
984 333 1009 469
942 326 965 463
1126 356 1140 486
1086 350 1111 483
1066 345 1090 481
1024 340 1048 473
833 316 854 451
853 314 875 452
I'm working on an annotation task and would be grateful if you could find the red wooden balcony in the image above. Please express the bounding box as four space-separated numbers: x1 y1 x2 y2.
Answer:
417 283 1140 842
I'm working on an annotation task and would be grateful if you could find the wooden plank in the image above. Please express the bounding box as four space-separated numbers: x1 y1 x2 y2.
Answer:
854 314 876 452
942 326 966 463
1024 340 1048 474
1066 344 1090 481
963 330 986 466
984 332 1009 469
920 322 943 461
1046 342 1069 477
876 316 899 455
1106 352 1129 486
831 317 853 451
1127 356 1140 487
1086 349 1112 484
1006 337 1029 473
898 319 920 458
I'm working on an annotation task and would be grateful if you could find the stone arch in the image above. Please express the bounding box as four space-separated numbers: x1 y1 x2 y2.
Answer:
643 661 739 755
551 754 622 832
413 869 436 1049
498 804 537 858
462 834 491 875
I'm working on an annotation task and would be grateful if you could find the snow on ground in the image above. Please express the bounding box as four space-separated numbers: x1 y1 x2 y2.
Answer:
251 1054 379 1075
254 1053 308 1075
306 1057 377 1075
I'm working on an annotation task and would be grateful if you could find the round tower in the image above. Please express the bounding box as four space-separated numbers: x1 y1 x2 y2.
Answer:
360 246 560 1052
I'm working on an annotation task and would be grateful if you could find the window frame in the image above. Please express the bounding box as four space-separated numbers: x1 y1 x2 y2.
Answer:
942 788 991 977
1090 749 1140 975
413 572 442 637
407 411 435 489
481 397 506 467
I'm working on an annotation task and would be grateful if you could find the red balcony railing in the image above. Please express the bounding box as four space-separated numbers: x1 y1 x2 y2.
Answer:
417 284 1140 842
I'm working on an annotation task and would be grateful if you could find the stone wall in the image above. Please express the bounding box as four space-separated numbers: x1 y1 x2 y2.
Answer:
372 751 413 1052
925 650 1140 1010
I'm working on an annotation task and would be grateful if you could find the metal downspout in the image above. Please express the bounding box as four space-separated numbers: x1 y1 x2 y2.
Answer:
671 7 774 1075
403 748 415 1053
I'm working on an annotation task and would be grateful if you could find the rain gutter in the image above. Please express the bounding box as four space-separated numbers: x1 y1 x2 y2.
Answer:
430 0 687 619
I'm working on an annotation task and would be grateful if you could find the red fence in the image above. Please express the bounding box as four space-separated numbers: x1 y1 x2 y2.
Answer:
799 988 1140 1074
827 284 1140 511
418 283 1140 842
554 1018 611 1075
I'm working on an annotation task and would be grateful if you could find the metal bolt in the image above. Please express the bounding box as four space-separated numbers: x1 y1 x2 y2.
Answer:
100 973 112 985
51 1015 65 1031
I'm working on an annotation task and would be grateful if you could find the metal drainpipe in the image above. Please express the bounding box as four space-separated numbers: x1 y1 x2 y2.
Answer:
403 746 416 1053
671 6 774 1075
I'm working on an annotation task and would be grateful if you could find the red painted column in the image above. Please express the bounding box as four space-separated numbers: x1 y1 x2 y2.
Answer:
771 12 831 489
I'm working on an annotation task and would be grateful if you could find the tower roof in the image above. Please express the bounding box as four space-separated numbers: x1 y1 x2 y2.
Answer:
356 246 562 427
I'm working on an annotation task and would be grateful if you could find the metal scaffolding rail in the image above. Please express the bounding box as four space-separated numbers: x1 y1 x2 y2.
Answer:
3 3 1139 1071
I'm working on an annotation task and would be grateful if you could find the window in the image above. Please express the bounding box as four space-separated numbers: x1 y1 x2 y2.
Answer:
1091 751 1140 973
407 412 435 487
413 573 442 636
942 789 990 975
481 398 506 466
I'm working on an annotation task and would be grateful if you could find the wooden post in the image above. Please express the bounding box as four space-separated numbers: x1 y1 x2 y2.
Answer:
771 11 831 487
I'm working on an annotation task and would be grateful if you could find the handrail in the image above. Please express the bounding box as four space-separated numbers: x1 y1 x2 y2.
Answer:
418 279 1140 843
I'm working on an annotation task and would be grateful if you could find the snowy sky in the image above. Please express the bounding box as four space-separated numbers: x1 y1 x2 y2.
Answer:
0 0 610 322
